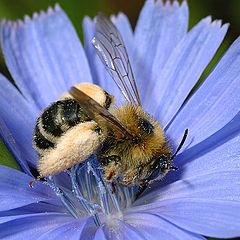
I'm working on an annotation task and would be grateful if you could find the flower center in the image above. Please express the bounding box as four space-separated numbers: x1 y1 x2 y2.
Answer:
44 155 137 226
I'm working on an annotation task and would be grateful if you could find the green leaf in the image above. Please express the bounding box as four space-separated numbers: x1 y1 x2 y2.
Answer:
0 138 21 170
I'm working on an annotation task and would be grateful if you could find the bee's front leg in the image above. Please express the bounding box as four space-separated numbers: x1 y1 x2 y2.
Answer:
135 179 150 200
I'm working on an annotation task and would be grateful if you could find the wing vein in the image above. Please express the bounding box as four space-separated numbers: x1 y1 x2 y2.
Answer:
92 12 141 106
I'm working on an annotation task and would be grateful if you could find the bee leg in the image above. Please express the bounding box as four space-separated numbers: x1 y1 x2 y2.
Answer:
29 176 41 187
170 165 178 171
135 180 150 200
111 182 116 194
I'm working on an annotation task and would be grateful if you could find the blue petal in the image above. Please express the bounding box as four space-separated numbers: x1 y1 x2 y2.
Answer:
103 219 146 240
0 201 66 223
150 17 228 127
133 0 188 104
0 202 65 224
133 199 240 239
0 213 73 240
82 13 134 104
138 170 240 205
94 227 107 240
125 212 206 240
0 74 38 169
38 217 90 240
1 4 92 110
166 37 240 151
79 217 97 240
0 117 31 173
171 115 240 180
0 165 57 211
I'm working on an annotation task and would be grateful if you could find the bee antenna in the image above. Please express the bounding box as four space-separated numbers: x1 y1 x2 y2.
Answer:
170 128 189 161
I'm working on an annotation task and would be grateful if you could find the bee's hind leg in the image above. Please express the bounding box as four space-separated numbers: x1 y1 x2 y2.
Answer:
29 176 41 187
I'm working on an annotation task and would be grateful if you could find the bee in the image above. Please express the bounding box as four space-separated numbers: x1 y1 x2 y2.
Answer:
30 12 188 198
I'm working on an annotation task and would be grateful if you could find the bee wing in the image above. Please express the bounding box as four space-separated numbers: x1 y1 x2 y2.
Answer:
70 86 134 139
92 12 141 106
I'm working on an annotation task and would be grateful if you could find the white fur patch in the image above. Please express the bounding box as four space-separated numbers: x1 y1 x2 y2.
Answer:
38 121 105 177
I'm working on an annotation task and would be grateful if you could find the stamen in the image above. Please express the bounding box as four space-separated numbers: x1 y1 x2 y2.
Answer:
100 174 121 213
67 166 101 226
87 162 110 215
45 176 79 219
85 164 94 202
123 187 132 208
43 156 135 227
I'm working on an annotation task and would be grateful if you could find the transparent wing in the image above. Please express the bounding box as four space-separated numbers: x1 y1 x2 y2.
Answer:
92 12 141 106
69 86 134 139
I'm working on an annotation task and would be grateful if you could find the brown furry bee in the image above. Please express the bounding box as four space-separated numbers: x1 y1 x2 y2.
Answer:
31 13 188 197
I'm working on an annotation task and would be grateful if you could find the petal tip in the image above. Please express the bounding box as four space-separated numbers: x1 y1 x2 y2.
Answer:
172 0 180 8
32 12 39 20
164 0 171 7
116 12 126 21
202 15 212 25
1 19 6 26
222 22 230 30
47 6 54 15
54 3 61 11
23 14 31 23
210 19 229 33
20 5 63 26
211 19 222 27
181 0 188 7
83 15 92 24
17 19 24 27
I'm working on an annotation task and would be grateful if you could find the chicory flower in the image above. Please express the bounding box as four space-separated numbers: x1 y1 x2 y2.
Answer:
0 1 240 239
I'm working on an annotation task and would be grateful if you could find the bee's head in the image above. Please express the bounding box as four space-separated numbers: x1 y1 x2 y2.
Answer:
133 154 178 200
135 129 189 199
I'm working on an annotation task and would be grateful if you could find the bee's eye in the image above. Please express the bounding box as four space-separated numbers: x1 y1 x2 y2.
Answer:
139 118 153 134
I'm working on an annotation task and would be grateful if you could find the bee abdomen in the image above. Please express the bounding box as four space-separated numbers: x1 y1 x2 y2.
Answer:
33 124 55 155
33 99 91 155
60 99 89 127
41 101 63 137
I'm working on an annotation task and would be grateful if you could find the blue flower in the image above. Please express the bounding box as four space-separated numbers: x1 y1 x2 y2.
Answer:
0 0 240 239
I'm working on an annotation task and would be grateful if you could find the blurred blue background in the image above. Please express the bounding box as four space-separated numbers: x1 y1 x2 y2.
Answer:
0 1 239 239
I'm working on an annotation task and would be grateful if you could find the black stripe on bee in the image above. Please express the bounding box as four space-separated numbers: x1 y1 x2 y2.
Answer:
104 90 113 110
34 124 55 150
60 99 90 127
33 99 92 154
41 101 63 137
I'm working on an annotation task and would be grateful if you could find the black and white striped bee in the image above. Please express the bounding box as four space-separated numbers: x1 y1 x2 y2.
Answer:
31 13 188 198
32 83 114 178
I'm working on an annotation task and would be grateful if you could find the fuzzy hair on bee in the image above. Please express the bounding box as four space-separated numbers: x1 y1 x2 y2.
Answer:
99 104 170 185
30 12 188 198
31 83 114 181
